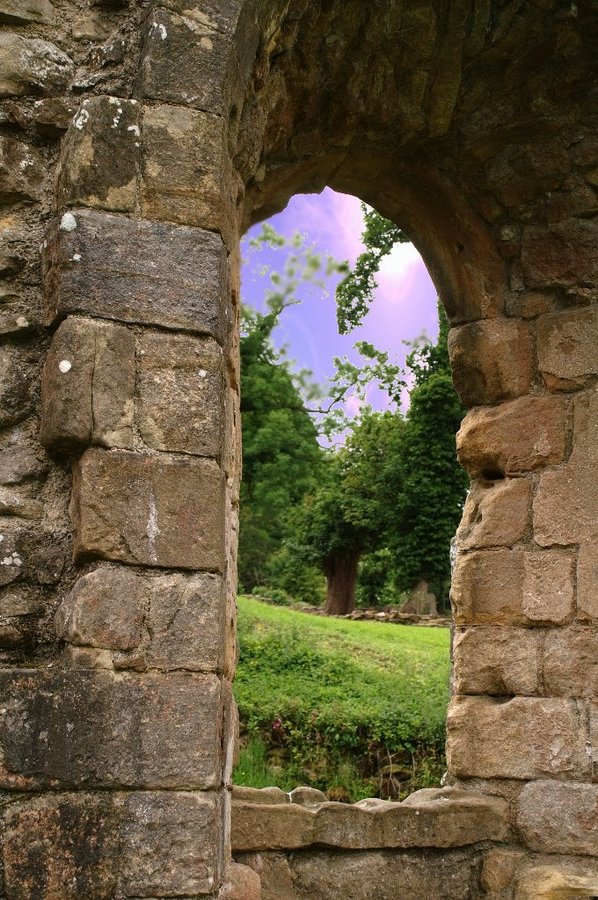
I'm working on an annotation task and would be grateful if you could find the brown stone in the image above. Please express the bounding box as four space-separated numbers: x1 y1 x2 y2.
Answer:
54 566 145 651
72 448 226 571
0 34 73 97
219 862 261 900
537 306 598 390
234 852 295 900
578 543 598 621
231 786 290 805
456 395 567 478
542 625 598 698
0 669 223 788
232 803 315 852
137 331 224 457
0 0 54 23
451 549 574 625
447 696 589 780
522 217 598 290
505 292 558 319
452 627 540 695
57 97 141 213
0 136 45 203
138 8 233 116
44 208 228 338
517 780 598 855
481 848 527 894
141 104 233 241
448 318 532 406
455 477 530 550
40 316 135 453
515 860 598 900
534 390 598 555
0 344 37 428
121 791 222 896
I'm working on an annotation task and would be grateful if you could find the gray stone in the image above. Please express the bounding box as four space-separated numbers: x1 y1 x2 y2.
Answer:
0 0 54 23
44 208 227 339
0 136 45 203
0 34 73 97
0 669 223 789
517 780 598 855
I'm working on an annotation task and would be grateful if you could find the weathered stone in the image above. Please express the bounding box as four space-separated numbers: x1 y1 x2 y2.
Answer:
522 217 598 290
0 588 43 618
505 292 557 319
55 567 145 651
447 696 589 780
455 477 530 550
31 96 77 135
537 306 598 390
138 9 232 115
145 570 225 671
289 786 328 807
0 486 44 520
219 862 261 900
57 97 141 213
141 104 233 240
72 448 226 571
3 794 120 899
234 852 295 900
0 344 37 427
72 12 112 41
232 803 315 852
0 0 54 23
0 34 73 97
452 627 540 695
289 849 476 900
137 331 224 456
448 319 532 406
481 848 527 894
231 786 290 805
0 669 223 788
517 780 598 855
515 860 598 900
456 395 567 478
40 317 135 453
451 549 575 625
121 792 221 896
156 0 244 33
534 389 598 553
578 542 598 621
44 208 227 338
0 136 45 203
542 625 598 698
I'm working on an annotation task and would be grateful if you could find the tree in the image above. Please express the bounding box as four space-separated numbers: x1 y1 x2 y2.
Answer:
289 411 404 614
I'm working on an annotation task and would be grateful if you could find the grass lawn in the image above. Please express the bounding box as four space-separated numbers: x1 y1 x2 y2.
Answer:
233 596 451 801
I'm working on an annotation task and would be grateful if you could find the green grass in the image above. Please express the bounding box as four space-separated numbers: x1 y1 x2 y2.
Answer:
233 596 451 801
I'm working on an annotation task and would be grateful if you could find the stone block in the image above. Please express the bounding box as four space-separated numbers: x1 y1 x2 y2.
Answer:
534 389 598 548
141 104 233 241
505 292 557 319
0 136 45 204
0 0 54 22
57 97 141 213
457 395 567 478
452 627 541 695
448 319 532 406
578 543 598 621
542 625 598 698
0 669 223 789
232 803 315 852
219 862 261 900
137 331 224 457
537 306 598 391
481 848 527 894
455 477 530 550
516 861 598 900
0 344 37 428
121 791 221 896
72 448 226 571
451 549 574 625
522 218 598 290
446 696 589 780
40 317 135 453
156 0 244 33
44 208 227 339
0 34 73 97
517 780 598 855
3 794 120 899
55 567 145 652
138 8 232 115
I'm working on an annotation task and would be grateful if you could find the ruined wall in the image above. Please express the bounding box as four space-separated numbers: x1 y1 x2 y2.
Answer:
0 0 596 897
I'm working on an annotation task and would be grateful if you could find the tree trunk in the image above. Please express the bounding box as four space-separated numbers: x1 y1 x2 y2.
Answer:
324 552 360 615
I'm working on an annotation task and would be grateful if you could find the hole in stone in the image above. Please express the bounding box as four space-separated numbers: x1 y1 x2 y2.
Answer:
455 241 465 254
234 188 467 805
480 467 505 482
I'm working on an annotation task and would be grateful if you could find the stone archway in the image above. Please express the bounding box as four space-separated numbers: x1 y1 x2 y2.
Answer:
0 1 597 896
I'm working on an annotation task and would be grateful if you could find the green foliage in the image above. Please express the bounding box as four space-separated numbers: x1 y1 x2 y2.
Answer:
335 205 409 334
233 597 450 801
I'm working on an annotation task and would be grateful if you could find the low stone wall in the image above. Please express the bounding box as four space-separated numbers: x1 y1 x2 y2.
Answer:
231 786 598 899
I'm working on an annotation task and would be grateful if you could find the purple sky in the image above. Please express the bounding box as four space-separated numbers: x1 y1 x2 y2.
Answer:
241 188 438 417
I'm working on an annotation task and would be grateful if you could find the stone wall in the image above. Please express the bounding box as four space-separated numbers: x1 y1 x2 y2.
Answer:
0 0 596 896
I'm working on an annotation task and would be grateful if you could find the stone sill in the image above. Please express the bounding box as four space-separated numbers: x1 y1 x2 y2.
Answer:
231 786 508 853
